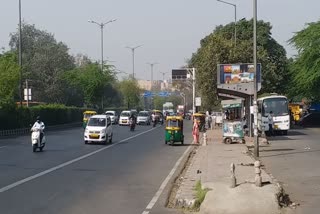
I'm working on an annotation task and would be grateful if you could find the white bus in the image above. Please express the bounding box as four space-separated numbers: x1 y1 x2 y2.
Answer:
163 102 174 114
257 94 290 135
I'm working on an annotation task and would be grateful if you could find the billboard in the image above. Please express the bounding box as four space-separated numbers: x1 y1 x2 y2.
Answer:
218 63 261 85
172 69 187 80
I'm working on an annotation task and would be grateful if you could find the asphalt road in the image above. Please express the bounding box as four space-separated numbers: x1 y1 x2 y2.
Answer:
260 127 320 214
0 122 193 214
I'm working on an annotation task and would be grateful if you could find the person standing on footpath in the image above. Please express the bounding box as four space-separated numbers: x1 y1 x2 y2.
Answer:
268 111 274 136
192 120 200 144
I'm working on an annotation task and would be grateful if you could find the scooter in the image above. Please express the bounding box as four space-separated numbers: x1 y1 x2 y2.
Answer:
129 118 135 131
31 128 46 152
152 118 157 128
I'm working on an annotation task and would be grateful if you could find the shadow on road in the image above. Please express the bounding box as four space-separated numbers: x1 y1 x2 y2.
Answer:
260 148 295 152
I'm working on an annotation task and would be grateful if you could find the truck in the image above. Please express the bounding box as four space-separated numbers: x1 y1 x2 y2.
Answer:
163 102 174 115
177 105 185 118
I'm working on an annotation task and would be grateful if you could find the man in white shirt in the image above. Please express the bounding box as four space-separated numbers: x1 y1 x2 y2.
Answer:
268 111 274 136
32 116 45 143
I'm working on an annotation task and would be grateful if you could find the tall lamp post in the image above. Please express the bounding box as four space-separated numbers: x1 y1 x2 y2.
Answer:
217 0 237 46
160 72 167 81
253 0 259 158
126 45 142 79
147 62 158 91
19 0 23 107
88 19 116 72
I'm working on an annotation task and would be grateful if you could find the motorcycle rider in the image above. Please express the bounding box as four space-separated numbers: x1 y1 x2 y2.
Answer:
31 116 45 143
129 113 136 129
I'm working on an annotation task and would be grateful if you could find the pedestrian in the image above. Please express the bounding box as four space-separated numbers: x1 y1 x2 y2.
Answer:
211 114 216 129
192 120 200 144
268 111 274 136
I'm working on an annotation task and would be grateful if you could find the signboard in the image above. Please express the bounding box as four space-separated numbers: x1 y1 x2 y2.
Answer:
217 63 262 96
195 97 201 107
24 88 32 101
218 63 261 84
223 121 244 138
172 69 187 80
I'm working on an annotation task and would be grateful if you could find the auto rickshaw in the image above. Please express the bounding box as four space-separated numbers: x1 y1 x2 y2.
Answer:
192 113 206 132
165 116 184 145
83 110 97 128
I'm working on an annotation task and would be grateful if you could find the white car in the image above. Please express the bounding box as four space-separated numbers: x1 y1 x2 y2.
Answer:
119 111 131 126
84 115 113 144
137 111 151 125
105 111 118 124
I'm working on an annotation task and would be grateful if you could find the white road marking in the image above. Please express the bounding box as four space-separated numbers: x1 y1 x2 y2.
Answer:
141 211 149 214
0 146 7 149
0 127 159 193
143 145 192 213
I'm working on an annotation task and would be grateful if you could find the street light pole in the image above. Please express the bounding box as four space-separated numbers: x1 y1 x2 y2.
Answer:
217 0 237 46
160 72 166 81
88 19 116 72
147 62 158 91
126 45 142 79
253 0 259 158
19 0 23 107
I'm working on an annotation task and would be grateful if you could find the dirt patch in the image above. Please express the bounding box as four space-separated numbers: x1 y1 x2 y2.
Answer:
166 146 198 208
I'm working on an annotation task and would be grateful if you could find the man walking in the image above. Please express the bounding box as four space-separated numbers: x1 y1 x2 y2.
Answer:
268 111 274 136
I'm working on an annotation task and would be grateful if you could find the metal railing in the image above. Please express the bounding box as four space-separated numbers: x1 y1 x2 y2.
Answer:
0 122 82 138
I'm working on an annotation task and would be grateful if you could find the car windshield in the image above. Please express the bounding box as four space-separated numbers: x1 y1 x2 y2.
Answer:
88 118 106 127
121 112 130 117
106 112 115 116
138 112 149 116
262 98 289 117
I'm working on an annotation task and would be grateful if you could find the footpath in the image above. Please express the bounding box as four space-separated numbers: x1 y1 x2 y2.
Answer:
173 127 281 214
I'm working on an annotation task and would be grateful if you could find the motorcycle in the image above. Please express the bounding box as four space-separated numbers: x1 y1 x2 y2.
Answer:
31 127 46 152
129 118 135 131
152 118 157 127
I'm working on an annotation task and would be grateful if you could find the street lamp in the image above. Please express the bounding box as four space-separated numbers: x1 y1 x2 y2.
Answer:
126 45 143 79
217 0 237 46
160 72 167 81
253 0 259 158
147 62 158 91
18 0 23 107
88 19 116 72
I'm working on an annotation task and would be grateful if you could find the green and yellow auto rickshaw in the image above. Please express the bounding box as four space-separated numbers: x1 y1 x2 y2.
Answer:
83 110 97 128
192 113 206 132
165 116 184 145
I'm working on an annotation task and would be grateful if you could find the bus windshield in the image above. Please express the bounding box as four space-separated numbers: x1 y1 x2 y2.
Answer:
262 98 289 117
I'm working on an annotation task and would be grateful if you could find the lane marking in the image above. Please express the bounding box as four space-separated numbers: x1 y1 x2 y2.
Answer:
0 146 7 149
141 211 149 214
0 127 160 193
142 145 192 213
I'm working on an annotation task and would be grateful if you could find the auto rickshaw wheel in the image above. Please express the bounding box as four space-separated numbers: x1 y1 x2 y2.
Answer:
224 138 232 144
170 141 174 146
165 141 167 144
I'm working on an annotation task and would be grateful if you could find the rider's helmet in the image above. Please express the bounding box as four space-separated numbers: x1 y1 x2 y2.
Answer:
36 116 41 122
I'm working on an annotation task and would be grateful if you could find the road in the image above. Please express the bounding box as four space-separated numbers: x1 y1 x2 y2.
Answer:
0 122 193 214
260 127 320 214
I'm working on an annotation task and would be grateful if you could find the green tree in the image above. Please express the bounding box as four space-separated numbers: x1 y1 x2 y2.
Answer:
0 52 19 108
288 21 320 101
63 63 114 108
119 78 141 109
9 23 75 104
189 19 289 109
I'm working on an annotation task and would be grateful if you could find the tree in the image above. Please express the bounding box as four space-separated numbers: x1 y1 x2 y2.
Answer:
63 63 114 108
0 52 20 108
189 19 290 109
119 78 141 109
9 23 75 104
288 21 320 101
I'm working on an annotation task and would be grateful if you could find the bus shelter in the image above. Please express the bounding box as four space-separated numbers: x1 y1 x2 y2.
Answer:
221 99 245 144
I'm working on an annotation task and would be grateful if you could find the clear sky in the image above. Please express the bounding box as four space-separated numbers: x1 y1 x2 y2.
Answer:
1 0 319 80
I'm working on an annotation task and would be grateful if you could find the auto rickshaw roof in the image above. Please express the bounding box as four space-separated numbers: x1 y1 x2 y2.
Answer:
83 110 97 114
166 116 183 120
193 113 205 116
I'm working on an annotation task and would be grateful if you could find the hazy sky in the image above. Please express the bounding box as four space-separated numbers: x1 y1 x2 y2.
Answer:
1 0 319 80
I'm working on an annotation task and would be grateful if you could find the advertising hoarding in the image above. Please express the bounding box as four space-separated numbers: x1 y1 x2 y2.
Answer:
218 63 261 85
